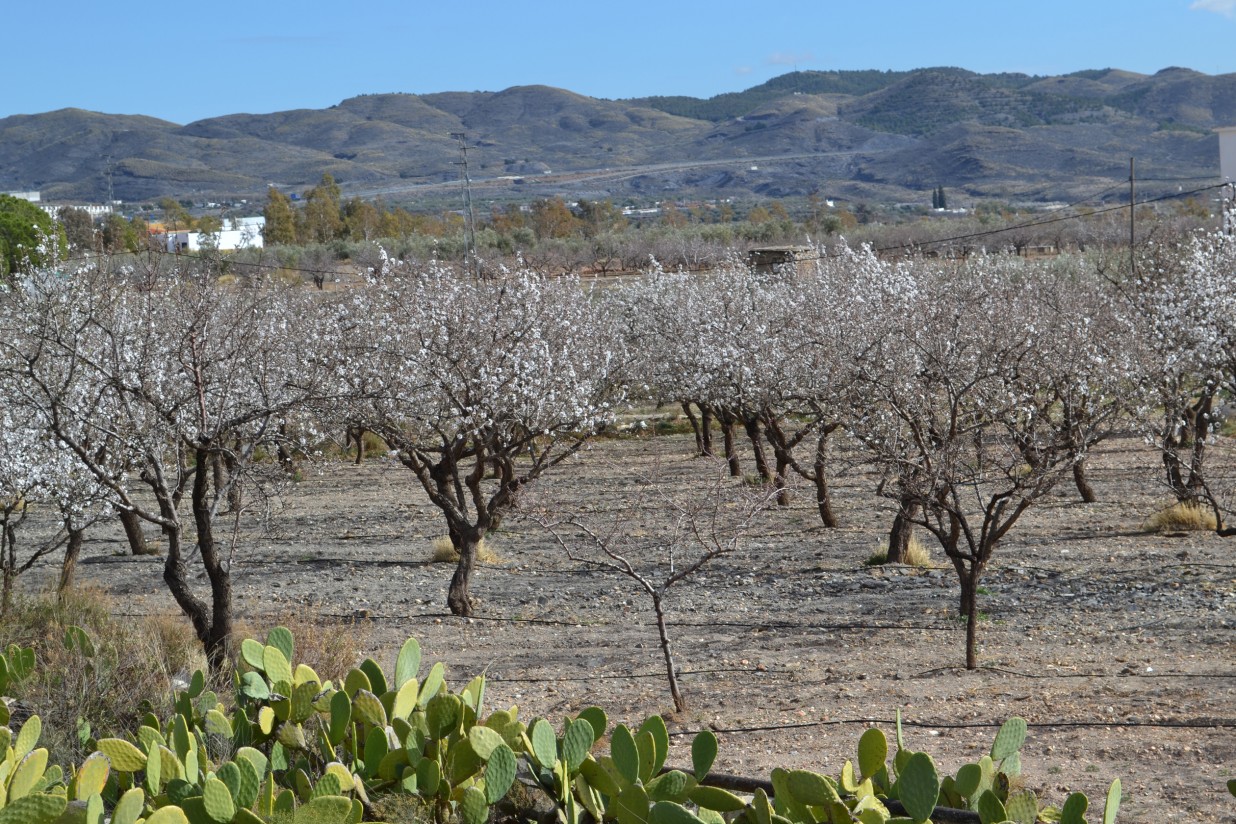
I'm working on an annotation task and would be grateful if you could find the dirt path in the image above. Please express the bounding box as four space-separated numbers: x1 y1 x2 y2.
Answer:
44 432 1236 823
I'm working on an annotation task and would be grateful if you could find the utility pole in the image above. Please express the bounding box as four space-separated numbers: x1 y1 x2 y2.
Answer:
1129 157 1136 277
451 132 478 277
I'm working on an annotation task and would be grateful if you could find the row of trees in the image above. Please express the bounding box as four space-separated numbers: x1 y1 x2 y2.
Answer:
1 223 1234 673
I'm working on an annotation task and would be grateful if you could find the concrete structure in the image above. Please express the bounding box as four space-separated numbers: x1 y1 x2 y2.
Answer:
748 245 814 275
1219 126 1236 182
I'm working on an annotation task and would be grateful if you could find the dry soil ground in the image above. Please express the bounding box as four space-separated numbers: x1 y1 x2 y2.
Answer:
28 431 1236 823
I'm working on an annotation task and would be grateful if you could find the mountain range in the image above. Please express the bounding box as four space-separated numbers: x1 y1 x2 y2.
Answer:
1 66 1231 208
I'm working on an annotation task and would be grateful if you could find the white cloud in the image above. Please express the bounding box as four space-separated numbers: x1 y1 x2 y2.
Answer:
735 65 753 76
767 51 816 67
1191 0 1236 18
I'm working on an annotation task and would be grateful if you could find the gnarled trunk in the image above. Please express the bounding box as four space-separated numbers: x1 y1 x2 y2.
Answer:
117 507 154 556
1073 458 1097 503
58 526 84 595
447 525 484 617
887 496 918 564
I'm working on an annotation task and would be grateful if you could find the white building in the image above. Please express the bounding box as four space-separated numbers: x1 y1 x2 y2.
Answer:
164 216 265 252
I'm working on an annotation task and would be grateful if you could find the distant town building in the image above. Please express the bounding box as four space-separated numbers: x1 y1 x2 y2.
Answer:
3 191 41 202
163 216 265 252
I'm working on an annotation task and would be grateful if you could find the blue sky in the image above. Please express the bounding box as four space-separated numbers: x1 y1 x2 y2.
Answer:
7 0 1234 124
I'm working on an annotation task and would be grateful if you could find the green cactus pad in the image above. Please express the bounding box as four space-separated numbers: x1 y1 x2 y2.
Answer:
358 658 388 698
977 789 1007 824
469 726 505 760
290 683 318 725
363 727 389 778
263 645 294 686
990 718 1027 762
579 756 623 797
394 637 422 689
277 721 309 750
142 807 191 824
786 769 839 807
954 763 982 801
15 715 41 759
647 770 694 803
415 758 441 798
648 800 707 824
1005 789 1038 824
485 743 517 804
74 753 110 800
266 626 294 663
857 728 888 781
615 783 652 824
898 752 940 824
691 730 717 781
563 717 595 771
750 788 773 824
10 748 49 800
611 724 640 784
111 788 145 824
577 707 608 741
0 790 66 824
688 785 747 812
352 689 388 728
240 671 271 700
461 785 489 824
240 638 266 671
311 772 343 799
203 775 237 823
426 693 460 739
391 678 419 721
418 662 446 708
638 716 669 777
1103 778 1120 824
1059 792 1089 824
204 708 233 738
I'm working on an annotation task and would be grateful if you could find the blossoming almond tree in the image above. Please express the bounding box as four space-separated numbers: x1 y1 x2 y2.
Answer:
1 264 331 671
848 255 1131 669
340 261 629 616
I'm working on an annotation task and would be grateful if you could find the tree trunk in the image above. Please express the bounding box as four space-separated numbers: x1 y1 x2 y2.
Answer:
350 425 367 464
699 404 714 457
117 507 154 556
887 497 918 564
718 409 741 477
682 402 704 456
652 594 686 712
963 576 979 670
58 526 84 595
813 430 838 528
958 565 984 670
1 521 13 619
447 526 483 617
743 416 773 486
1072 458 1097 503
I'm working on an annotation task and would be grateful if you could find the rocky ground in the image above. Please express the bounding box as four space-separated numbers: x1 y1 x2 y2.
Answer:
29 431 1236 823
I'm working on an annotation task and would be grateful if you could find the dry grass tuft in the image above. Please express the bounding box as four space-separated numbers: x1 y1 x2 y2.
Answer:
0 586 203 767
430 536 500 565
866 534 932 568
236 612 369 685
1144 501 1218 533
